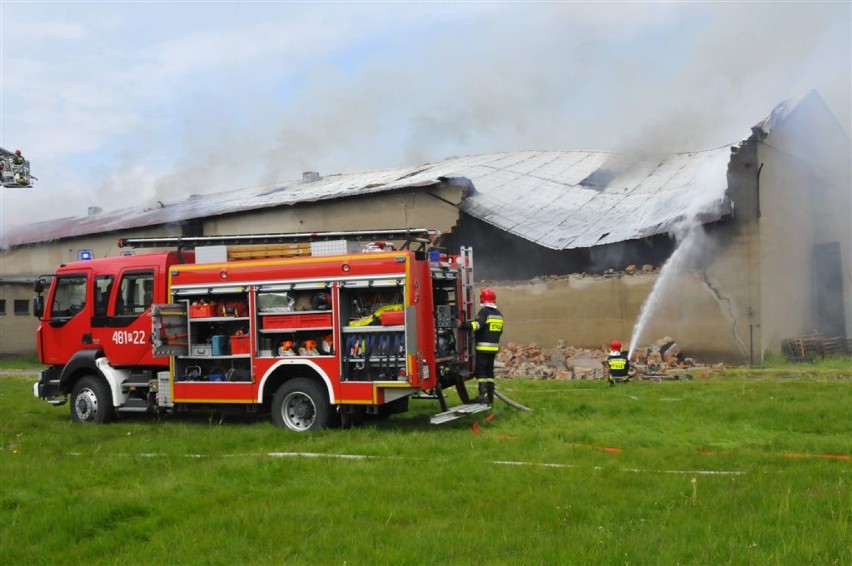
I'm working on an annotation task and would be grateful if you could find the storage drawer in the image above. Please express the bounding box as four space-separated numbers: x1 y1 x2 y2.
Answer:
263 313 332 329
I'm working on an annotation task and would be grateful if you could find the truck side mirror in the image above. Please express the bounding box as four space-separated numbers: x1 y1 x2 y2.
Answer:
33 295 44 318
33 278 46 318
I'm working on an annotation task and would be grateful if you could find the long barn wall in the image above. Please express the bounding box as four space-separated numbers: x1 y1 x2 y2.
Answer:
486 273 746 363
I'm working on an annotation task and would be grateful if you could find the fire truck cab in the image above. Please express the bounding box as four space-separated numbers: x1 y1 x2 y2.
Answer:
33 229 487 431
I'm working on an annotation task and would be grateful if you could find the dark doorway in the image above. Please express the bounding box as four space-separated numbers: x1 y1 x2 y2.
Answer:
812 242 847 337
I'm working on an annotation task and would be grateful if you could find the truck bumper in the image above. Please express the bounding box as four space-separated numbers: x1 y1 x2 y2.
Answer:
34 367 67 406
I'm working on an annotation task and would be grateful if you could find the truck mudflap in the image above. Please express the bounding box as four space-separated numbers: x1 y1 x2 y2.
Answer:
33 366 67 406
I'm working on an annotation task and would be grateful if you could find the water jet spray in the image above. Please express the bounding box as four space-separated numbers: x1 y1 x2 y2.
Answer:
628 220 708 359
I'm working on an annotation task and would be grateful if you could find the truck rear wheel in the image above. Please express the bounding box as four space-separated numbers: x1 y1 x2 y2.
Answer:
70 376 115 424
271 379 331 432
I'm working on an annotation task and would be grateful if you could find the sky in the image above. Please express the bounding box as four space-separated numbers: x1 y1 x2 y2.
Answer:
0 1 849 232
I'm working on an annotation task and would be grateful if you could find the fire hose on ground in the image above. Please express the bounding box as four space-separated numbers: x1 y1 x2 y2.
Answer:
494 388 533 412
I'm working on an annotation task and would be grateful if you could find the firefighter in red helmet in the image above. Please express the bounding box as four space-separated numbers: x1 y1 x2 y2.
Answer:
13 149 25 165
605 339 631 385
457 287 504 404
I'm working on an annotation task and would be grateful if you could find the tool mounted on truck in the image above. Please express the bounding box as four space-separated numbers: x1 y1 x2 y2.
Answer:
33 228 495 431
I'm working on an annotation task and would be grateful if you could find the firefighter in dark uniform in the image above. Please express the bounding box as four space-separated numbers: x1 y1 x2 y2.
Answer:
12 149 27 185
458 287 504 404
605 339 631 385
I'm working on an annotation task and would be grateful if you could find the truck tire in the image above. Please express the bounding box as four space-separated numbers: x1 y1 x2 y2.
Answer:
70 376 115 424
271 379 331 432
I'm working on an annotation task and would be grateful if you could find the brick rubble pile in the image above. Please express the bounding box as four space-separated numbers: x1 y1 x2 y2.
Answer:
495 336 725 380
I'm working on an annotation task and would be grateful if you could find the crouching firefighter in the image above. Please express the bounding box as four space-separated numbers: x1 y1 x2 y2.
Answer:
458 288 504 404
605 340 631 385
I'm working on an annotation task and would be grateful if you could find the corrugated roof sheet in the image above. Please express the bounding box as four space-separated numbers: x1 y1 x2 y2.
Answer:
0 164 448 248
457 147 733 249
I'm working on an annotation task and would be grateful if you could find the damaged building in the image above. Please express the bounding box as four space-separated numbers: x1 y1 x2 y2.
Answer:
1 91 849 363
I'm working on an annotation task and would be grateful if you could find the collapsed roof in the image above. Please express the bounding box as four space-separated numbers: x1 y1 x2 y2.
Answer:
6 92 834 251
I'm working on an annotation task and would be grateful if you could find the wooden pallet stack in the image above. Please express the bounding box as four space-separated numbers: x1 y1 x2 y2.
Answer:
781 332 849 362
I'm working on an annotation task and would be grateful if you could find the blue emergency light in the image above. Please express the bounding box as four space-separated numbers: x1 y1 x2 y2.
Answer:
79 250 93 261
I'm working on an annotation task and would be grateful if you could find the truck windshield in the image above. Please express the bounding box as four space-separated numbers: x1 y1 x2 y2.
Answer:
51 275 88 318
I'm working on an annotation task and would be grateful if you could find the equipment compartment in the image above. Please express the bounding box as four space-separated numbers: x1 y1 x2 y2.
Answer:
341 328 406 381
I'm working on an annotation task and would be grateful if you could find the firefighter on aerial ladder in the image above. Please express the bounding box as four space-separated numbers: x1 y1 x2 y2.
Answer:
458 287 504 404
11 149 29 185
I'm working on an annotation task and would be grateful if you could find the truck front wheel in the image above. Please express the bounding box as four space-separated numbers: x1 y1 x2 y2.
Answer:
70 376 115 424
271 379 331 432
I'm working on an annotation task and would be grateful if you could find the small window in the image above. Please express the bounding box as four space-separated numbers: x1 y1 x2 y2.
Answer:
94 275 115 317
14 299 29 315
115 270 154 316
0 299 6 315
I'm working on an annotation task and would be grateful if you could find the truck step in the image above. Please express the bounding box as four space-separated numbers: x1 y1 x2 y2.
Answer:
122 375 153 388
122 380 151 389
430 403 490 425
118 399 152 413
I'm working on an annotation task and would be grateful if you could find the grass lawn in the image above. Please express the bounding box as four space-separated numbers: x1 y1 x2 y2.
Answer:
1 360 849 565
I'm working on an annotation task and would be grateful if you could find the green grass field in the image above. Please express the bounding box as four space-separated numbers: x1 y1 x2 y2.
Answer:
1 362 849 565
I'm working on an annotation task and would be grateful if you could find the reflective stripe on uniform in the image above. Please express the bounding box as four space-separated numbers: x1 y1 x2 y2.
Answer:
485 316 503 332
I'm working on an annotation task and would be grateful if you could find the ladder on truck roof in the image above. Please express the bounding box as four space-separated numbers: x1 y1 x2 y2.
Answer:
118 228 440 256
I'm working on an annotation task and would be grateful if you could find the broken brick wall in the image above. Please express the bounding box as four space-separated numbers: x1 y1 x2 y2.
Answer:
484 270 748 363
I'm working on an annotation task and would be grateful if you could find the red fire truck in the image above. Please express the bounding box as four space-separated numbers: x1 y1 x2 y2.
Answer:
32 229 490 431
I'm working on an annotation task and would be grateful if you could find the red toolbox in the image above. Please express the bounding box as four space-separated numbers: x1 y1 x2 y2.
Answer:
189 303 216 318
230 334 250 355
380 311 404 326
